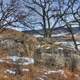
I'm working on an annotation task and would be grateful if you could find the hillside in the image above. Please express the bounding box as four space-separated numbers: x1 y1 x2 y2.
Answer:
0 28 80 80
0 28 28 39
22 27 80 37
0 28 38 57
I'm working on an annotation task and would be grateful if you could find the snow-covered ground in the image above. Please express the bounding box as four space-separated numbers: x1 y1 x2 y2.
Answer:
7 56 34 65
4 69 16 75
33 34 43 38
55 41 80 49
44 69 79 79
45 70 64 75
0 56 34 75
0 56 34 65
52 33 68 37
4 68 30 75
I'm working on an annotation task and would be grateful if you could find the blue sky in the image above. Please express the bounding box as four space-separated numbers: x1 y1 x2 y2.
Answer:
3 0 80 31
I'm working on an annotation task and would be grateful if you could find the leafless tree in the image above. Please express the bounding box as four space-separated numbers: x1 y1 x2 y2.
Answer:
1 0 78 49
23 0 61 38
0 0 31 32
22 0 80 50
58 0 79 50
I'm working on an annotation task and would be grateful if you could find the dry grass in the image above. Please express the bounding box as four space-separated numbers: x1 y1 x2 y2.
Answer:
0 29 79 80
0 28 39 58
0 63 79 80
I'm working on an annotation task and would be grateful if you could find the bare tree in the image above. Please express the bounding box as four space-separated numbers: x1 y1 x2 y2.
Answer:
23 0 61 38
22 0 79 38
0 0 30 32
5 0 76 50
58 0 79 50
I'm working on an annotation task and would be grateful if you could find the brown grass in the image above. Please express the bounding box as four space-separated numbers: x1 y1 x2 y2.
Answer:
0 62 79 80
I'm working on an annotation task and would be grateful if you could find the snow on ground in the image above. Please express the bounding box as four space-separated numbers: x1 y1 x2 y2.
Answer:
0 56 34 65
22 69 29 72
4 69 16 75
55 41 80 49
45 70 67 79
0 56 34 75
0 59 9 64
38 77 44 80
36 75 48 80
52 33 68 37
33 34 43 38
6 56 34 65
45 70 64 75
0 59 5 63
57 47 64 50
4 68 30 75
44 69 80 79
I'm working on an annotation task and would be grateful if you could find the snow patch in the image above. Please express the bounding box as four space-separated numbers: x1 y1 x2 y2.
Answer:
0 56 34 65
5 69 16 75
37 75 48 80
45 70 67 78
45 70 63 74
0 59 5 63
33 34 43 38
52 33 68 37
22 69 29 72
57 47 63 50
6 56 34 65
45 47 51 49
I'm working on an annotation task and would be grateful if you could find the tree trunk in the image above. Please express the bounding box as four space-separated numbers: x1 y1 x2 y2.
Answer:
67 26 78 50
43 30 52 38
70 32 78 50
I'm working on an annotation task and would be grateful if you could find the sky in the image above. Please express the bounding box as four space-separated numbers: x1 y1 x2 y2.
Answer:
3 0 80 31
